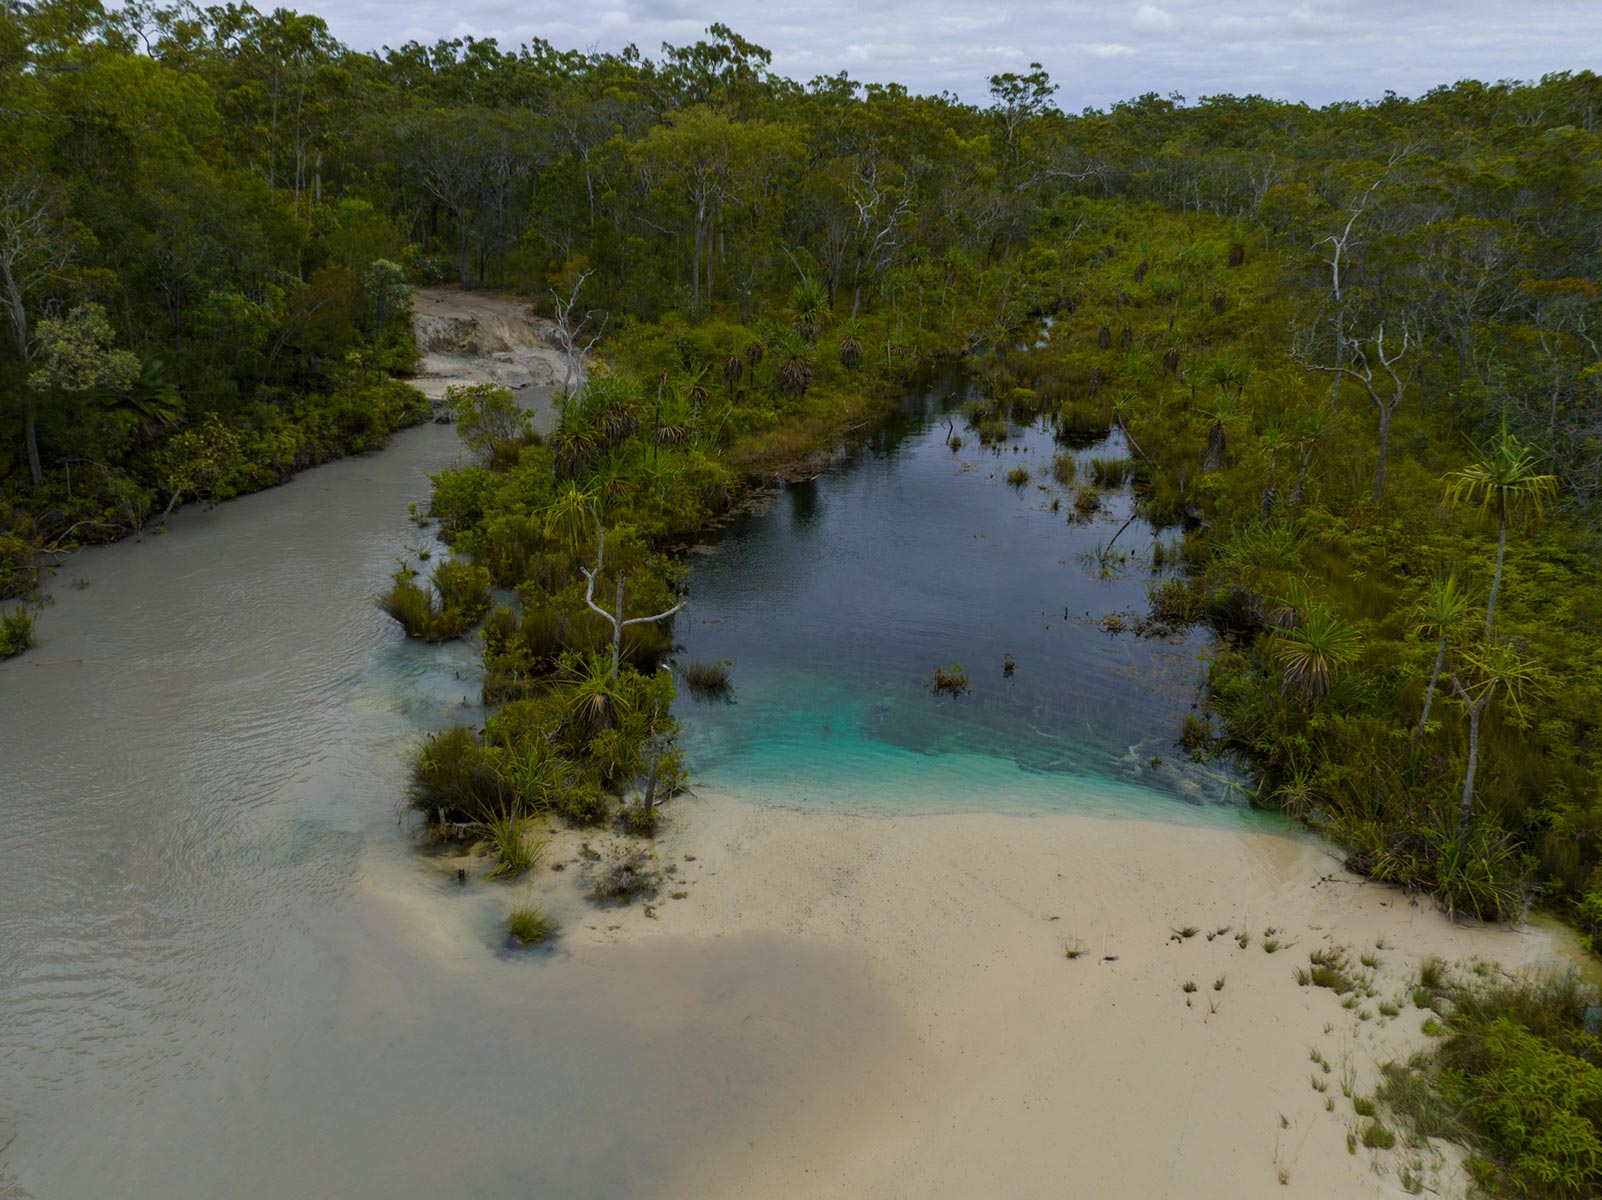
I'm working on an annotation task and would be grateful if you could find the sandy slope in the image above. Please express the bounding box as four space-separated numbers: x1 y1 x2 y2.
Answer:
409 287 569 431
505 791 1574 1200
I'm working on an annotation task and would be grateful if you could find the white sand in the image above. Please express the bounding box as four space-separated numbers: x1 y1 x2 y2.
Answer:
410 287 569 430
507 790 1574 1199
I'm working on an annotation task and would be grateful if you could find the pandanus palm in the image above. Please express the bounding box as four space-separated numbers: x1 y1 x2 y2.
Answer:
774 330 815 401
838 319 864 370
562 651 629 738
788 276 830 342
1443 426 1559 637
1410 572 1472 749
1269 602 1361 703
540 483 596 553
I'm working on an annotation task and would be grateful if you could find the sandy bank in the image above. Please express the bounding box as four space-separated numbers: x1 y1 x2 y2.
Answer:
494 791 1571 1200
409 287 568 432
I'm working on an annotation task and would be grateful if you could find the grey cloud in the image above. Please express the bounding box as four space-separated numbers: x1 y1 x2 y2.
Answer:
313 0 1602 107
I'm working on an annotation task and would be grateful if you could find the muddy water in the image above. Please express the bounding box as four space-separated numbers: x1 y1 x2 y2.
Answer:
0 421 910 1198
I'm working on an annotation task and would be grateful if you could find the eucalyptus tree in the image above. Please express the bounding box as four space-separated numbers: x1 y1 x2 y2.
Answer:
0 169 76 487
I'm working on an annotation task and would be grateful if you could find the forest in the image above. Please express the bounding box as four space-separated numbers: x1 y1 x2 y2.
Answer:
2 5 1602 1190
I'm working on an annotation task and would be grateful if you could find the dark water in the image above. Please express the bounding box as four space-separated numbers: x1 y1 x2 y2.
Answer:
676 377 1242 816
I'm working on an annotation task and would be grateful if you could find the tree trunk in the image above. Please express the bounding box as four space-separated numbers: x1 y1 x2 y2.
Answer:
24 392 42 489
457 217 471 290
1371 405 1392 502
1459 700 1482 837
1413 635 1447 749
1485 510 1507 637
611 571 625 680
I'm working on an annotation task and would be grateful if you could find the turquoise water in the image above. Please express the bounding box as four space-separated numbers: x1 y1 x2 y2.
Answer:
675 375 1249 822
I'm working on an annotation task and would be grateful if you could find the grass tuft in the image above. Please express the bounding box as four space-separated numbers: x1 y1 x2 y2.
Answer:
507 904 560 946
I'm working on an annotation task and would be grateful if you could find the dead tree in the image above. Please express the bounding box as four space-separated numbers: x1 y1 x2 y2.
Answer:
579 510 684 679
1300 320 1414 502
552 269 607 399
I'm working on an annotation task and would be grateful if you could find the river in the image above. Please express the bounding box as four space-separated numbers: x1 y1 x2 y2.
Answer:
0 417 913 1198
3 347 1520 1199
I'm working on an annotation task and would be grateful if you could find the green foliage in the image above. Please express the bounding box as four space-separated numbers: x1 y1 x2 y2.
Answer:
506 904 559 946
446 383 531 465
1383 973 1602 1199
376 559 491 642
0 604 37 657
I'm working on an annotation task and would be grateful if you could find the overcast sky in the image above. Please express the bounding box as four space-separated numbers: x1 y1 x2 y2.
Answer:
314 0 1602 109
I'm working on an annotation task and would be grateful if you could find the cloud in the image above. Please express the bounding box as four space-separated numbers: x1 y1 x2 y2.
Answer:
1132 4 1176 34
308 0 1602 110
1076 42 1139 59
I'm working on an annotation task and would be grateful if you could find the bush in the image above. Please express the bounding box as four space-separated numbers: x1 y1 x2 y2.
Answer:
0 605 37 658
551 781 609 826
507 904 560 946
591 849 660 903
409 726 514 827
1088 456 1133 487
930 663 969 695
0 534 34 600
483 808 546 879
1379 972 1602 1199
619 800 661 837
376 559 491 642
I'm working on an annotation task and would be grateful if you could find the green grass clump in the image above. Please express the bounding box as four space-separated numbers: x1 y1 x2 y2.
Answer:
483 808 546 879
0 605 37 658
507 904 559 945
1087 456 1133 487
1307 947 1354 994
1052 453 1078 486
681 658 732 698
1005 464 1031 488
1360 1122 1396 1150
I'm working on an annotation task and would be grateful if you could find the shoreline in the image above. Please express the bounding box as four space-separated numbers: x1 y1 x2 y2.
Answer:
431 787 1574 1199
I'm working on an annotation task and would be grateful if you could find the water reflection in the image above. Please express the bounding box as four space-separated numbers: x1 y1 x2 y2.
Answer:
676 373 1238 815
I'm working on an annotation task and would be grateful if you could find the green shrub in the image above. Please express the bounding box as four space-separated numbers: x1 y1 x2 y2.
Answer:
551 781 609 826
0 605 37 658
0 535 33 600
409 726 514 827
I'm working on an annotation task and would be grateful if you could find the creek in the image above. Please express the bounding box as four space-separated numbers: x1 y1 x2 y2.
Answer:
1 365 1246 1198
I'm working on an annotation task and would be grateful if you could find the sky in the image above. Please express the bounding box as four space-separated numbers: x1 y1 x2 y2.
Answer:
311 0 1602 109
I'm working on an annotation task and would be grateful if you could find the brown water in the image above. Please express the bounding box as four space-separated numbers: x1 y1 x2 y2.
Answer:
0 421 909 1198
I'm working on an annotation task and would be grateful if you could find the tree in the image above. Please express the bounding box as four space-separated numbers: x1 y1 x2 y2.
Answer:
1300 319 1415 501
551 268 605 398
579 509 684 680
1449 641 1539 836
1443 427 1559 637
0 170 75 487
445 383 528 464
1411 572 1472 749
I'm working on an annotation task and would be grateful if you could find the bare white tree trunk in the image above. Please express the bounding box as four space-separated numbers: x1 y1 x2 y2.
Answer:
578 512 685 679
